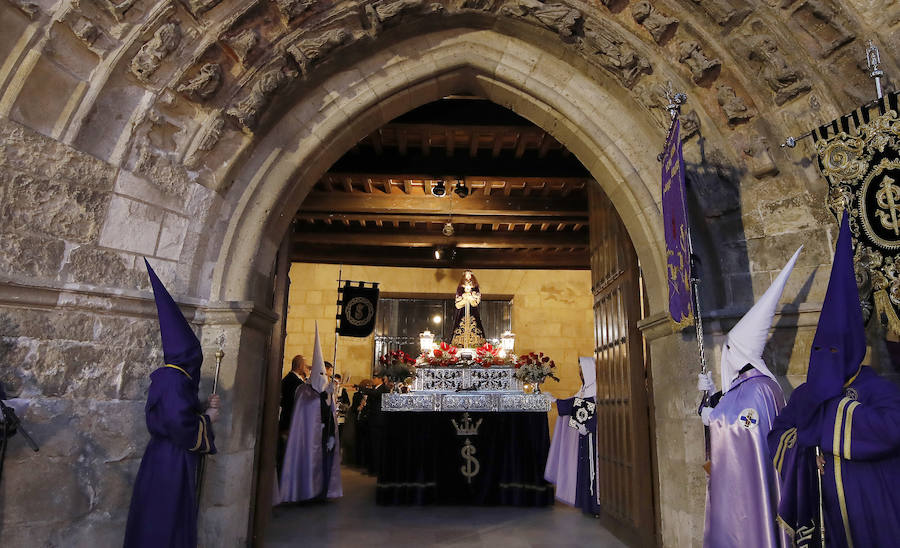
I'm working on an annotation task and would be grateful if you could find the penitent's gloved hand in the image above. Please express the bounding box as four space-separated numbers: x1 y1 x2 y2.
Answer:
697 372 716 394
700 407 713 426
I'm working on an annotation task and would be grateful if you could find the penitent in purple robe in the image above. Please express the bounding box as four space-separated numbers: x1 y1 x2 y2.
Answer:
124 260 216 548
124 367 216 548
769 212 900 547
771 368 900 547
279 383 342 501
704 369 785 548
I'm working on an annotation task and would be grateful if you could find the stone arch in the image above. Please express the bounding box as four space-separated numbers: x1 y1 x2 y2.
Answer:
207 27 711 313
201 27 719 545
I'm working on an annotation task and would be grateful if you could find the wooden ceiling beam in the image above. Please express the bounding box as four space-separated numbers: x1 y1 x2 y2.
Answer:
291 245 589 270
295 212 588 226
299 191 587 217
292 230 588 249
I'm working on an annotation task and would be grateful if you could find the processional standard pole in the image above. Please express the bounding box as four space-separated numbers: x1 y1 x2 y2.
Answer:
334 264 343 377
662 83 711 460
197 337 225 509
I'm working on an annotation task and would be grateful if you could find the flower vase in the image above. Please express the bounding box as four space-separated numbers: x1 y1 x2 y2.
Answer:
533 381 542 394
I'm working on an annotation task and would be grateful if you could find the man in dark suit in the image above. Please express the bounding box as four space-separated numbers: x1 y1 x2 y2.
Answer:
277 355 308 473
361 376 391 476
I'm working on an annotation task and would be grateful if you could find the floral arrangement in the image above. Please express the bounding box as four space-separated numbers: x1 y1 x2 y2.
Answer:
421 341 460 367
514 352 560 385
376 350 417 383
474 343 510 367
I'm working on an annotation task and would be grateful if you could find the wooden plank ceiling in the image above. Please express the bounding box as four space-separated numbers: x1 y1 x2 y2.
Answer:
292 98 592 269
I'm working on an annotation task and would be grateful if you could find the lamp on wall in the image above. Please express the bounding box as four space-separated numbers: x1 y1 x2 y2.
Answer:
419 330 435 353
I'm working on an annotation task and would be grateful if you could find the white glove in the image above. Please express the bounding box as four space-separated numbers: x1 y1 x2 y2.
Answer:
697 372 716 393
327 436 335 451
700 407 713 426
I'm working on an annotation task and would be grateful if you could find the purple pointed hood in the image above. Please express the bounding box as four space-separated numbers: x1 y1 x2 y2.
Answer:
806 211 866 398
145 259 203 389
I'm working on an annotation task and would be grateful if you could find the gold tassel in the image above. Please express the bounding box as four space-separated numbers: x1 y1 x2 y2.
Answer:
873 289 900 337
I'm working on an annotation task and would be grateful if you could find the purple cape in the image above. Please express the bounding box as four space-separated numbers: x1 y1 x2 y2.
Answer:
771 367 900 547
279 384 342 502
704 369 786 548
123 367 216 548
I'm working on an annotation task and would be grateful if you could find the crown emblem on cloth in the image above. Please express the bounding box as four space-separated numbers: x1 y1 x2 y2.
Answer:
451 412 482 436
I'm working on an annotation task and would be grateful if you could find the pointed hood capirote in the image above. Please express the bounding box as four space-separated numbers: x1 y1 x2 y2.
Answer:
806 210 867 397
309 322 328 393
145 259 203 389
720 246 803 391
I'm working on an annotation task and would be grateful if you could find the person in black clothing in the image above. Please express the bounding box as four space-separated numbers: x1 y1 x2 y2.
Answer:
360 376 392 476
355 379 373 469
277 355 308 473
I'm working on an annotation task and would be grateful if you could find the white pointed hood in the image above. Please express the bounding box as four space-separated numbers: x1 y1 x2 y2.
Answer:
310 322 328 393
721 246 802 392
576 356 597 399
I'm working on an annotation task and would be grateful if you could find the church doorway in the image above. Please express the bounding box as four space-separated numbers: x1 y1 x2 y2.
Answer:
263 97 658 546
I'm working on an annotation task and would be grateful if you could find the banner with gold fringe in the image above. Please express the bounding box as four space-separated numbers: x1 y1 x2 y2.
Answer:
661 118 694 330
813 90 900 334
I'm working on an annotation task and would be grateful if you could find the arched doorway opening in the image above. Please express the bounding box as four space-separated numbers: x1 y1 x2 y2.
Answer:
267 96 658 545
203 28 709 546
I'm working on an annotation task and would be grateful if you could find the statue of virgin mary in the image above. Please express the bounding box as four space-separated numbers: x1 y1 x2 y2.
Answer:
450 270 487 348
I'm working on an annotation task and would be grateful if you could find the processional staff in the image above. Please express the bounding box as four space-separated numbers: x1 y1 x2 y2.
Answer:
659 83 711 460
780 40 885 149
197 335 225 508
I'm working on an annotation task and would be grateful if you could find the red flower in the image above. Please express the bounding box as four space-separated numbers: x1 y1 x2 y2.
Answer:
434 349 443 358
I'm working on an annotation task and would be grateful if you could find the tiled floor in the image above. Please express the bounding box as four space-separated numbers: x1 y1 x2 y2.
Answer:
266 467 626 547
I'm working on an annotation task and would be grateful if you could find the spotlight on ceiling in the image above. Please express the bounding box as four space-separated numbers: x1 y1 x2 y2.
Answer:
453 178 469 198
434 248 442 260
432 178 446 197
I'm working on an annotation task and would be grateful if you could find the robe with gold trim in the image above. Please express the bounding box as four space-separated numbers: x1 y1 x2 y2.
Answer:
124 366 216 548
770 367 900 547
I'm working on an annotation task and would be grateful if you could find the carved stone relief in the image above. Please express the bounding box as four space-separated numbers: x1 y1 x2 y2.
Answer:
177 63 222 101
787 0 855 59
367 0 444 31
225 29 258 65
95 0 137 22
580 20 651 88
185 0 223 16
276 0 316 23
130 22 181 81
287 28 351 77
631 1 678 44
9 0 38 18
681 110 701 140
460 0 497 9
184 111 225 168
744 34 811 105
677 41 721 84
716 84 752 125
70 16 102 47
690 0 751 29
499 0 581 40
734 130 778 178
226 62 299 132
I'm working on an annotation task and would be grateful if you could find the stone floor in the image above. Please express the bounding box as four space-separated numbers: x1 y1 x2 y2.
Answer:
266 467 626 547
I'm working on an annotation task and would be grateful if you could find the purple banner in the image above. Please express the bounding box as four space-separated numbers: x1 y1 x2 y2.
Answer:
661 118 693 328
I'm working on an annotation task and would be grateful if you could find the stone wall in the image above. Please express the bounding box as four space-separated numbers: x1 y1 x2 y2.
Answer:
283 263 595 398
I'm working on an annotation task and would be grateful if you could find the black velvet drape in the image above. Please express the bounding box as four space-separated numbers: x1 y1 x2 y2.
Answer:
376 411 554 506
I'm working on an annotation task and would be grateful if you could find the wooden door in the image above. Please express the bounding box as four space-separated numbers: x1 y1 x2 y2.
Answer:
589 186 658 546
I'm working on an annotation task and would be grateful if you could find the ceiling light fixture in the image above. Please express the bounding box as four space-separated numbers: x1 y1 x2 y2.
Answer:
434 248 442 260
432 178 446 197
453 177 469 198
443 221 454 236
